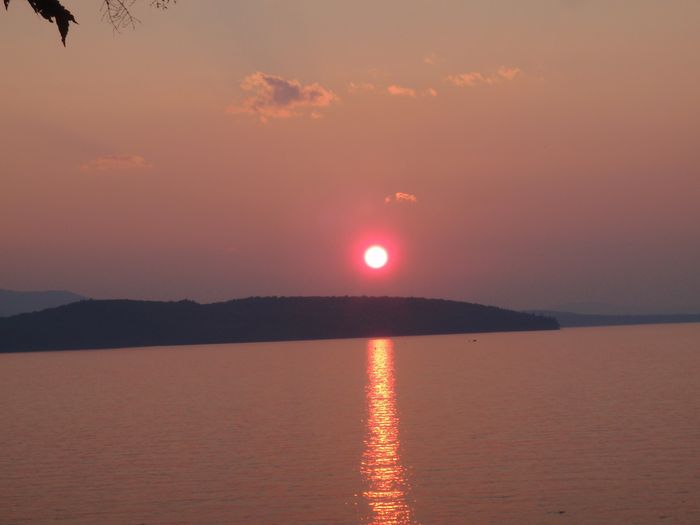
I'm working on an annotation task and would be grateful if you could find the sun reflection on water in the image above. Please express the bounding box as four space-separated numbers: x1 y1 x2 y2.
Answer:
362 338 414 525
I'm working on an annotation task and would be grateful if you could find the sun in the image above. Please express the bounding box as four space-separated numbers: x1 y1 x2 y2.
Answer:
364 245 388 269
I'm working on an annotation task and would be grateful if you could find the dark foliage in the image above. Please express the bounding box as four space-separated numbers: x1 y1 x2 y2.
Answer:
0 296 559 353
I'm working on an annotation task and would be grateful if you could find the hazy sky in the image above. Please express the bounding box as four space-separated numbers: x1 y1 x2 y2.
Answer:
2 1 699 312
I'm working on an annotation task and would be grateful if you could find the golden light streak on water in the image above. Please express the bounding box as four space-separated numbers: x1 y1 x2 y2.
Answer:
362 338 414 525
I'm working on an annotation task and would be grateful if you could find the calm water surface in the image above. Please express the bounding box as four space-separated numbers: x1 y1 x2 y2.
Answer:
1 324 700 524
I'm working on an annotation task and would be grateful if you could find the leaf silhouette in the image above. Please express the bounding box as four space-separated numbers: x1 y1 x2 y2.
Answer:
25 0 77 45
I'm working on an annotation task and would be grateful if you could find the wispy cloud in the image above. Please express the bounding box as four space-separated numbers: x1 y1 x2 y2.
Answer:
387 85 418 98
347 81 376 93
447 72 488 87
227 72 337 123
497 66 521 81
385 192 418 204
446 66 522 87
80 154 152 172
346 80 438 99
423 52 444 65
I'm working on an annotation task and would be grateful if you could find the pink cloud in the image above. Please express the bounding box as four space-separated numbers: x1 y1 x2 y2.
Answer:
387 85 418 98
227 72 337 123
385 192 418 204
80 154 152 172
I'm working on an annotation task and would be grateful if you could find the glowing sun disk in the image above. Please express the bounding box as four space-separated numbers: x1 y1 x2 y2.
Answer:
365 245 389 269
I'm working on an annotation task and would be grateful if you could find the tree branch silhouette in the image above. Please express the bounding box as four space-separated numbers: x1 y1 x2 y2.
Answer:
3 0 175 45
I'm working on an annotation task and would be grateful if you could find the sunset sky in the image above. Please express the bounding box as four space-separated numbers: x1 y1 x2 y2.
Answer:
2 0 699 312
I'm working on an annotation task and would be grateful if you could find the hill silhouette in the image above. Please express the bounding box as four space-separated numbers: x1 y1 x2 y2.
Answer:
0 296 558 353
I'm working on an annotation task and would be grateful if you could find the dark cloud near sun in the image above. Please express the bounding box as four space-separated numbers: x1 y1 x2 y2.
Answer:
227 72 338 123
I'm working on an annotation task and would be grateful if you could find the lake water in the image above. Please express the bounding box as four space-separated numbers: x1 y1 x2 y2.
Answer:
1 324 699 524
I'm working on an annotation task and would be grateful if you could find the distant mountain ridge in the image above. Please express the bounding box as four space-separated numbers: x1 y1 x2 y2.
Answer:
545 302 699 316
0 289 85 317
529 310 700 328
547 302 653 316
0 296 558 353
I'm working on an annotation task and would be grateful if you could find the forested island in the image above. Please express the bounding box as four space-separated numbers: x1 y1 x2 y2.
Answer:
0 296 558 353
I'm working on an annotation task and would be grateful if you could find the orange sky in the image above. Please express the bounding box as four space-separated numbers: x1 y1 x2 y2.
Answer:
1 1 699 312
